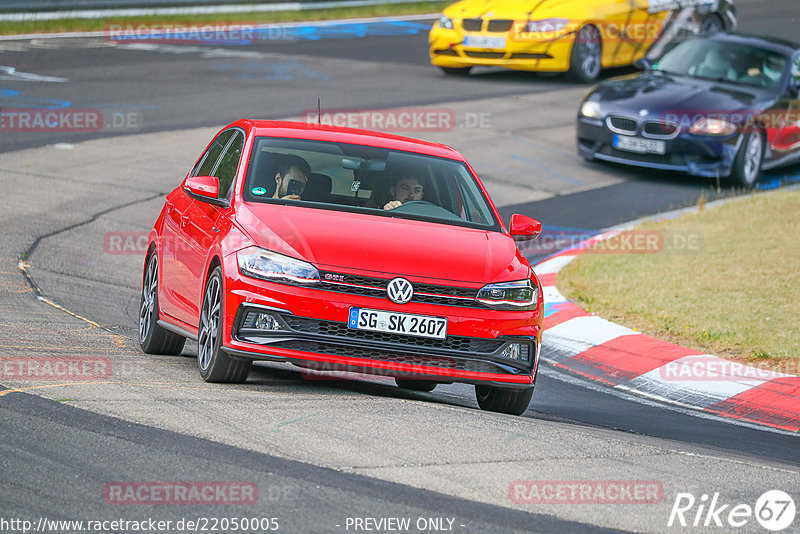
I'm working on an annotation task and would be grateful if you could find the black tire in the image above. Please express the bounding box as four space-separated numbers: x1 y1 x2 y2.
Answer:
139 253 186 355
197 266 251 383
568 25 602 83
395 379 437 392
730 131 763 188
475 385 534 415
700 13 725 34
440 66 472 76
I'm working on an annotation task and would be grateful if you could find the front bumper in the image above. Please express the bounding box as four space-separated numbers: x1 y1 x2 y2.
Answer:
429 26 573 72
577 116 741 178
220 256 541 388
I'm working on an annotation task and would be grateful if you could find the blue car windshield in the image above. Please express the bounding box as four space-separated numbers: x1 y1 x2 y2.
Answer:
655 39 787 90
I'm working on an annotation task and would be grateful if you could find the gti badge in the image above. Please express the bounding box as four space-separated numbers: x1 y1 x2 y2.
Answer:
386 277 413 304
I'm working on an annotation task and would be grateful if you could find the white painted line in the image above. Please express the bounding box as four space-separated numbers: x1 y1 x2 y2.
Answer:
0 65 68 82
0 13 438 41
542 365 797 436
625 365 770 409
542 285 567 305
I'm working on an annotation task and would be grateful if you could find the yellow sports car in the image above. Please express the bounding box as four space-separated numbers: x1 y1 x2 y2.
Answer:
429 0 737 82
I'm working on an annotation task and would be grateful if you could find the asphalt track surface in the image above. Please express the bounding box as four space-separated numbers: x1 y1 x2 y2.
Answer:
1 1 799 533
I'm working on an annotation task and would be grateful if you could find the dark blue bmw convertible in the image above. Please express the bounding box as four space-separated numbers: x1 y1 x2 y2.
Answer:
577 33 800 187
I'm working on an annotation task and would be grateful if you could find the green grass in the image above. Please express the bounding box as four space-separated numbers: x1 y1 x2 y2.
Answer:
0 2 448 35
558 189 800 371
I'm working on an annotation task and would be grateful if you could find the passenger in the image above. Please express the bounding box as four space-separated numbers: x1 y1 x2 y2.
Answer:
740 54 786 87
272 154 311 200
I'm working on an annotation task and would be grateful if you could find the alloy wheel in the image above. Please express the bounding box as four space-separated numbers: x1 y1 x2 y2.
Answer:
198 275 221 371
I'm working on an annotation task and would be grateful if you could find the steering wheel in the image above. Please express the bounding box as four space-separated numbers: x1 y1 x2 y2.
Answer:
397 200 435 208
391 200 463 221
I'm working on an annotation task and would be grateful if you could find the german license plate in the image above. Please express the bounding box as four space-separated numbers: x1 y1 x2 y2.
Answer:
613 134 666 154
348 308 447 340
463 36 506 49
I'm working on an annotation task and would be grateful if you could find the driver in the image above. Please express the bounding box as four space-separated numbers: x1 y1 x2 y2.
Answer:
383 172 424 210
762 54 786 84
272 154 311 200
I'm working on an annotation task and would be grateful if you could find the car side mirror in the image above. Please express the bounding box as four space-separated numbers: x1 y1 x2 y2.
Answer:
184 175 228 207
509 214 542 242
634 57 652 71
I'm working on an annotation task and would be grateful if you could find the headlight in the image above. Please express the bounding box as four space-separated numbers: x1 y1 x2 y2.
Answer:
476 280 537 310
439 16 454 29
580 100 602 119
523 18 569 35
689 117 736 136
237 246 319 284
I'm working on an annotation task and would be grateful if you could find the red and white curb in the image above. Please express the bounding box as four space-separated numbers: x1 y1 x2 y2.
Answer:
534 231 800 432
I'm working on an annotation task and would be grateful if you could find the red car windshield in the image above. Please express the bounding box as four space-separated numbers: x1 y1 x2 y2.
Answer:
242 137 500 230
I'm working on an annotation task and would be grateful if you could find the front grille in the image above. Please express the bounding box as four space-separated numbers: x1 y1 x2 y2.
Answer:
642 120 679 139
463 51 505 59
277 341 510 374
462 18 482 32
280 316 505 354
433 48 459 56
319 271 483 308
510 52 552 59
607 116 638 135
486 19 513 32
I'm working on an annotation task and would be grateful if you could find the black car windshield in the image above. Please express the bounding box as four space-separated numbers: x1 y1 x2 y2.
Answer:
654 39 787 90
242 137 499 230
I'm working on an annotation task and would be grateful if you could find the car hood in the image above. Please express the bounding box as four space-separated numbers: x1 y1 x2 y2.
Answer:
235 203 530 284
444 0 589 20
590 72 763 116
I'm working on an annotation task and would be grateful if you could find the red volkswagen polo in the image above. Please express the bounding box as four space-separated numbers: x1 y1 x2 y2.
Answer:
139 120 543 415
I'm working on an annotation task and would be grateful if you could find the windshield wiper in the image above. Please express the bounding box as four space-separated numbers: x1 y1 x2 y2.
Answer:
691 74 739 84
653 69 687 77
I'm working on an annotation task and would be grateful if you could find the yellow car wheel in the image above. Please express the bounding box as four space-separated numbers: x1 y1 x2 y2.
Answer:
568 24 602 83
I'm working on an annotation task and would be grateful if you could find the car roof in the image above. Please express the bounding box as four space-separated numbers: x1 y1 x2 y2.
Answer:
708 32 800 55
234 120 466 161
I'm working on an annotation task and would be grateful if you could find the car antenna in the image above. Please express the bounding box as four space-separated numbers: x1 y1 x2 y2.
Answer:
317 98 321 125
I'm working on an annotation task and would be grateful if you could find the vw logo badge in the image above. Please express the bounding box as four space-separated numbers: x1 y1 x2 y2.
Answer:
386 277 413 304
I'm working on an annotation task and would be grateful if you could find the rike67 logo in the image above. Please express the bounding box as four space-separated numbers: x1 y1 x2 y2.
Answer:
668 490 795 531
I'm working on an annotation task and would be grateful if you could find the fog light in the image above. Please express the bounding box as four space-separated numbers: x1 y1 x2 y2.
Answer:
243 311 282 331
500 343 529 361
